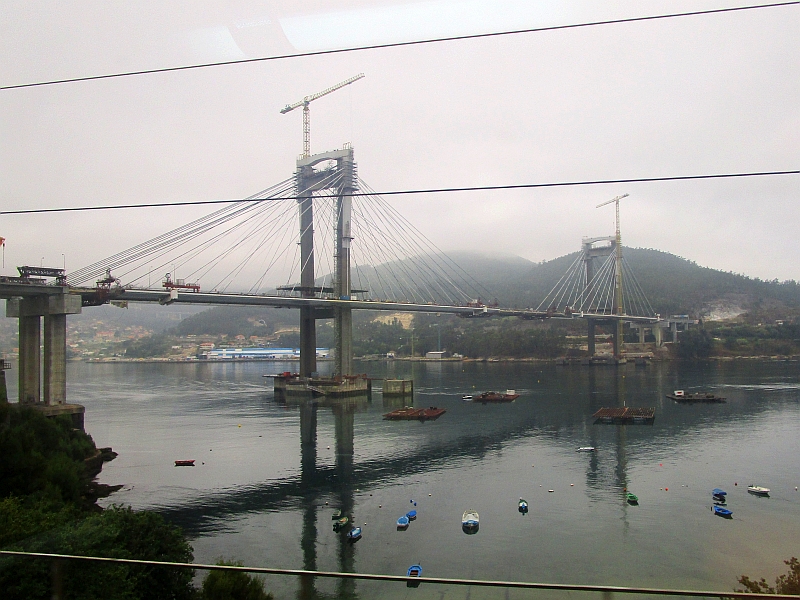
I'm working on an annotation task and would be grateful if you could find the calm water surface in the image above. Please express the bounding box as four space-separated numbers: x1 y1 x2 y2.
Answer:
63 359 800 599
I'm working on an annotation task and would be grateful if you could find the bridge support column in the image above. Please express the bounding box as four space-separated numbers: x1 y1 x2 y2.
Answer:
43 294 81 405
8 297 46 404
587 319 596 356
297 172 317 378
334 149 356 376
7 294 81 405
612 321 622 359
654 325 663 346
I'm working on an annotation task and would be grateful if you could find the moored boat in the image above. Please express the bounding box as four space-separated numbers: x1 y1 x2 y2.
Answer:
407 564 422 587
406 509 417 521
174 460 195 466
577 447 596 452
473 390 519 403
397 515 410 530
666 390 726 403
462 395 473 401
383 407 446 421
625 492 639 504
333 516 349 531
712 488 727 502
462 509 479 533
713 505 733 518
747 485 770 496
331 509 342 520
346 526 362 541
518 498 529 513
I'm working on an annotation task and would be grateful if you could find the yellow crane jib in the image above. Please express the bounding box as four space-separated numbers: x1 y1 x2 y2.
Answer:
280 73 365 158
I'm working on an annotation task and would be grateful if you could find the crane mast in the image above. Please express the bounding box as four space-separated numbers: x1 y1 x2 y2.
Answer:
280 73 365 158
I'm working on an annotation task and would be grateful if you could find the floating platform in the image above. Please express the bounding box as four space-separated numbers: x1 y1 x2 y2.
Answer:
383 406 446 421
272 372 371 397
593 407 655 425
666 392 726 403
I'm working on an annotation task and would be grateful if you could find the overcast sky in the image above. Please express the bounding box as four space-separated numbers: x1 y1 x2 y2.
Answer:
1 0 798 291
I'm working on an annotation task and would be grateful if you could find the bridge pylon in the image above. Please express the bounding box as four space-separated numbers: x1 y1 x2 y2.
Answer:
294 146 358 377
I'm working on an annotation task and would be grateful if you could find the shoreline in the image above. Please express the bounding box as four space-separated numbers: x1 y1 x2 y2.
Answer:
58 354 800 364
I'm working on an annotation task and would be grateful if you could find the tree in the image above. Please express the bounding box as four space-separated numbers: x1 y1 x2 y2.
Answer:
0 506 196 600
737 557 800 595
201 560 273 600
676 327 714 359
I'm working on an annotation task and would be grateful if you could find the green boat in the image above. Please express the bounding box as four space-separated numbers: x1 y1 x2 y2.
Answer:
626 492 639 504
331 509 342 520
333 516 349 531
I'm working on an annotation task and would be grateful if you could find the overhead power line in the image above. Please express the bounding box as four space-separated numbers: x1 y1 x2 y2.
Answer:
2 2 797 91
1 170 797 216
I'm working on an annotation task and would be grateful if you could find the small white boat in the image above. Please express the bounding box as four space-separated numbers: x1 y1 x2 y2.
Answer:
462 395 473 401
462 509 479 533
747 485 770 496
576 447 596 452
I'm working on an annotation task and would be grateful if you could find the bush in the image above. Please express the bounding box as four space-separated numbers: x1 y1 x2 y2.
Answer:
0 506 196 600
201 560 272 600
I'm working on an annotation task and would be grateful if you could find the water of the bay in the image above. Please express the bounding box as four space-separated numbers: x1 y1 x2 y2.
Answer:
62 359 800 599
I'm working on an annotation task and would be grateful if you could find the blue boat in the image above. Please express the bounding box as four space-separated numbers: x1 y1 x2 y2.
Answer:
397 515 410 530
406 510 417 521
518 498 529 513
407 564 422 588
712 488 727 502
347 526 362 541
713 505 733 518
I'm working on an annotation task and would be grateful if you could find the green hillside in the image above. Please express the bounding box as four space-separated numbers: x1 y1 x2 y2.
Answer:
449 248 800 322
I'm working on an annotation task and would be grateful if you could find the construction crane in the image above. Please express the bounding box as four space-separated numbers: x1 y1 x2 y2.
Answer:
280 73 365 158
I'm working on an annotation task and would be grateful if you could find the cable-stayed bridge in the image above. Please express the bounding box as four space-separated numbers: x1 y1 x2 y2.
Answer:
1 144 664 407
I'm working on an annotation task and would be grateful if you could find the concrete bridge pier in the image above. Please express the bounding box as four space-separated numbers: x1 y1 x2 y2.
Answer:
7 293 81 406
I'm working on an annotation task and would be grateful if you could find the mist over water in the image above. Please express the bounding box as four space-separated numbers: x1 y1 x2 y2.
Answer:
69 359 800 599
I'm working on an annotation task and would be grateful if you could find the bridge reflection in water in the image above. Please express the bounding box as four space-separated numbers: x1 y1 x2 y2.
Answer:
288 391 373 600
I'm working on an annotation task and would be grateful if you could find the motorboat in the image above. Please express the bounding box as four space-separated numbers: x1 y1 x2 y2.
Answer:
747 485 770 496
712 488 727 502
406 510 417 521
462 510 479 533
174 460 195 466
347 526 362 541
462 395 473 401
407 564 422 587
518 498 529 513
713 505 733 518
576 447 596 452
397 516 410 530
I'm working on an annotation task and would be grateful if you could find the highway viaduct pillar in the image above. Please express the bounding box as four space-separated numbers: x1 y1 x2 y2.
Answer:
6 293 82 406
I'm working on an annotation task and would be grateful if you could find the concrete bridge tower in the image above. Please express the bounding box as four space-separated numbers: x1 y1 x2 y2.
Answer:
293 147 357 377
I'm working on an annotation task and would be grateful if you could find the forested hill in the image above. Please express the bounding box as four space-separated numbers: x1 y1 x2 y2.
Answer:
447 249 800 321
